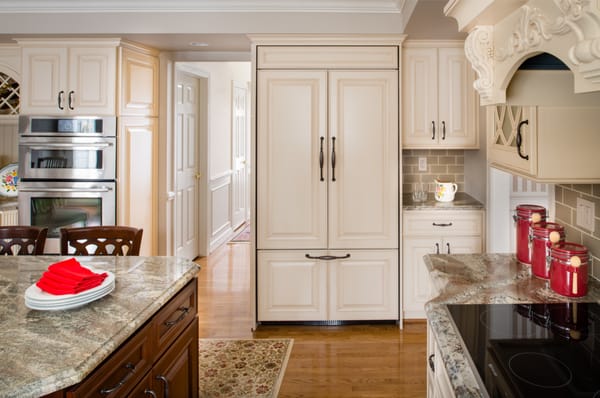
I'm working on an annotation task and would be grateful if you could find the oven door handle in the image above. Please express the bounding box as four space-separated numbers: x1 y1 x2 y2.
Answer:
18 186 113 193
25 143 113 149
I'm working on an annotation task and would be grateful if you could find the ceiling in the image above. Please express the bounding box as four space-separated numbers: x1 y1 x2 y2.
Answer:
0 0 459 55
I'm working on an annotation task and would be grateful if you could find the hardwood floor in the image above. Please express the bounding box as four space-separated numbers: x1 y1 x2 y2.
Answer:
196 242 427 397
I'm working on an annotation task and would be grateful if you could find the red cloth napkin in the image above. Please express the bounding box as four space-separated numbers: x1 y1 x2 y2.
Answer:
36 258 108 295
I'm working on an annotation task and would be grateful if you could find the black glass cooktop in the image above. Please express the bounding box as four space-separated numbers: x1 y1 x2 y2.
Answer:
447 303 600 398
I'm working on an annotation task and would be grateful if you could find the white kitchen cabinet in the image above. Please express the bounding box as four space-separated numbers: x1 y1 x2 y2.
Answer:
255 41 400 322
258 249 398 321
403 42 478 149
487 71 600 183
427 322 456 398
19 39 118 115
402 210 483 319
257 69 398 250
117 116 157 256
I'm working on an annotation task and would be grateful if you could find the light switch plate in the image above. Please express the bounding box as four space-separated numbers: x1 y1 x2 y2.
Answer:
418 157 427 172
576 197 595 232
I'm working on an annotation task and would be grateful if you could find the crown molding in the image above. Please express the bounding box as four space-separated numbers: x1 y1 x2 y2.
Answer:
0 0 409 13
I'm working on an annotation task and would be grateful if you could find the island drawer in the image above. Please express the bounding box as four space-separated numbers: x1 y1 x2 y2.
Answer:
153 279 198 358
403 210 483 236
67 324 153 398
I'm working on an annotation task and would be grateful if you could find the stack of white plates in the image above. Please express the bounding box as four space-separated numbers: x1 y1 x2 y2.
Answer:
25 270 115 311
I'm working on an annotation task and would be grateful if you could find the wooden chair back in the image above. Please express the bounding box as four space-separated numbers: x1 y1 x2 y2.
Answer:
60 226 143 256
0 226 48 255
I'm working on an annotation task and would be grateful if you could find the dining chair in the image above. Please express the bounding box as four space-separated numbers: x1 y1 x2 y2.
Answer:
0 226 48 255
60 226 143 256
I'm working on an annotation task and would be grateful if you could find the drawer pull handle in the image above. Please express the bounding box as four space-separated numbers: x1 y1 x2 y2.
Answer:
428 354 435 372
144 389 158 398
156 375 170 398
305 253 351 261
164 306 190 327
99 362 135 395
432 222 453 227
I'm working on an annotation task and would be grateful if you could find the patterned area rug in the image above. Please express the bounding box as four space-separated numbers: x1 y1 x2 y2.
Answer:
199 338 293 398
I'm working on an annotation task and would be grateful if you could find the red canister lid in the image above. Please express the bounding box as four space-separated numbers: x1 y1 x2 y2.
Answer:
551 242 589 262
516 204 547 218
532 222 565 238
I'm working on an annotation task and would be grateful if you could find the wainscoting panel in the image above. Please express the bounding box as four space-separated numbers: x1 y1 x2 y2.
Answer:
0 118 18 166
210 171 233 252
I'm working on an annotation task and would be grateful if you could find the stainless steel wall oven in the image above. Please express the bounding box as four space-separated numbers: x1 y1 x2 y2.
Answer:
18 116 117 253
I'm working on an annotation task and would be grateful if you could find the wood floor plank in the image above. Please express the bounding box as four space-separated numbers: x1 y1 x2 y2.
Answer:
196 242 427 397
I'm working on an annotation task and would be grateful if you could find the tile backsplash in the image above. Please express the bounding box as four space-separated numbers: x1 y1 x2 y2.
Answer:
402 149 464 193
554 184 600 280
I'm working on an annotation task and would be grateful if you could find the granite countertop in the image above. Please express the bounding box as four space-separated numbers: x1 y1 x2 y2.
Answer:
402 192 484 210
0 256 200 398
424 254 600 397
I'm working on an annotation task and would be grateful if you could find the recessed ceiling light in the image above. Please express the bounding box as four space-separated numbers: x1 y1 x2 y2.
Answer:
189 42 209 47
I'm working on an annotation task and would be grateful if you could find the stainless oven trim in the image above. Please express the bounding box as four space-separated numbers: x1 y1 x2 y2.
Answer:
18 136 116 181
19 115 117 137
18 181 116 254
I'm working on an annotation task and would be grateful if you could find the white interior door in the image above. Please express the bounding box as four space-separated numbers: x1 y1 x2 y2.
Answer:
231 81 249 230
174 70 200 260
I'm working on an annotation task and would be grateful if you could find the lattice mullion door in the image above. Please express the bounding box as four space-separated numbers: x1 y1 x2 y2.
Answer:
0 72 19 115
488 104 536 176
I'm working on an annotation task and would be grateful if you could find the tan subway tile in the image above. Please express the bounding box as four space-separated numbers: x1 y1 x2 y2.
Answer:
564 187 579 208
555 203 573 224
573 184 593 195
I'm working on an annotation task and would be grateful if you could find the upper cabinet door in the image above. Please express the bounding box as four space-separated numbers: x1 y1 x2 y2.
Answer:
437 47 477 148
328 70 398 249
21 47 68 115
68 47 116 115
256 70 328 250
402 47 438 146
402 44 479 149
21 45 116 115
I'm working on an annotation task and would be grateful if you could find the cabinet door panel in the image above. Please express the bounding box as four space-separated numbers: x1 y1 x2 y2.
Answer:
438 48 476 147
69 47 116 115
257 250 327 321
443 236 482 255
21 47 68 115
402 48 438 147
328 70 398 249
402 237 437 319
257 70 328 249
117 117 157 255
329 250 398 320
487 105 537 176
152 318 199 398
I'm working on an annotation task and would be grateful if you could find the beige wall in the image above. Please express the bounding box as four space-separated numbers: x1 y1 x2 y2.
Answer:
190 62 251 178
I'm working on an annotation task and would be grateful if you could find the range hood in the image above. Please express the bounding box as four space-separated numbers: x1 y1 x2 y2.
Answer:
444 0 600 105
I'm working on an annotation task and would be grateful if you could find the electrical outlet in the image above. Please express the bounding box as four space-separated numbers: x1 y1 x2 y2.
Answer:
576 197 595 232
418 157 427 172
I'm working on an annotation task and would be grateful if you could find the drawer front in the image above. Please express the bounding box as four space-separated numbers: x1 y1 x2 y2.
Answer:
68 325 152 398
403 210 483 236
153 279 198 358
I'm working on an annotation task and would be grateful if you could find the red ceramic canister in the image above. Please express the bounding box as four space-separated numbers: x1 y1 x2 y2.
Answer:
550 242 589 297
531 222 565 279
514 204 546 265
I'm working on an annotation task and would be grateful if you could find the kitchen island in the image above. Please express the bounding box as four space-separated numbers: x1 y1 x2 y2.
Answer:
425 254 600 397
0 256 199 398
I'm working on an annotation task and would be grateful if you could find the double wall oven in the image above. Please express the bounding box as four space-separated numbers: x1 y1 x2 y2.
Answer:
18 116 117 253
